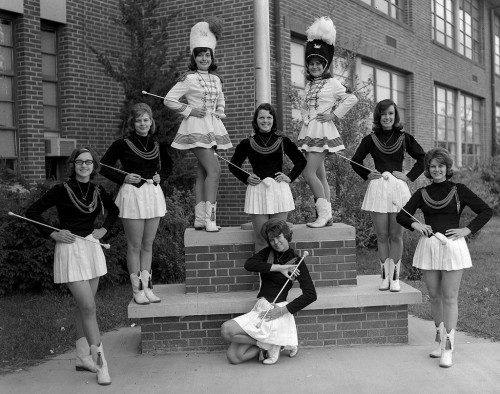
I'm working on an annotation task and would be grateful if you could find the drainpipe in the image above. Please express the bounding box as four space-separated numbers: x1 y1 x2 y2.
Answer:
491 7 500 156
273 0 284 128
254 0 271 105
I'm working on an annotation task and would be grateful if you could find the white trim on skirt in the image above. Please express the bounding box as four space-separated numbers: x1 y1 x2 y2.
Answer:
53 235 107 283
361 172 411 213
244 177 295 215
115 182 167 219
232 298 298 347
413 235 472 271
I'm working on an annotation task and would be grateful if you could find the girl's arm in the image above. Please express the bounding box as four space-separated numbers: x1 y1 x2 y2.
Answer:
283 137 307 182
404 133 426 181
284 262 317 314
164 76 193 118
331 79 359 119
158 142 174 180
215 76 225 114
458 183 493 234
229 140 251 184
99 185 120 232
100 140 126 185
396 189 423 231
25 184 62 238
350 136 373 180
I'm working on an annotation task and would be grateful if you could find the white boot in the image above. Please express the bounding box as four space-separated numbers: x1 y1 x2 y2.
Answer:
263 345 281 365
75 337 97 372
306 198 333 228
141 270 161 303
194 201 206 230
440 329 455 368
130 272 149 305
429 322 444 358
90 343 111 385
379 259 390 291
389 259 401 292
205 201 220 232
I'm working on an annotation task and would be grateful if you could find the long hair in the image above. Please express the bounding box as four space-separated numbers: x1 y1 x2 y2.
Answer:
66 147 100 180
372 99 404 133
252 103 278 134
260 219 293 243
188 47 218 72
125 102 156 137
424 147 454 179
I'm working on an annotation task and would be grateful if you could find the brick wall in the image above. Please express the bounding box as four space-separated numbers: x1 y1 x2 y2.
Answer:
140 305 408 353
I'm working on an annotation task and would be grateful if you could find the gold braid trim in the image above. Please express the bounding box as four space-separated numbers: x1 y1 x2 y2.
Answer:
64 183 104 214
124 138 159 160
370 133 405 155
421 186 460 213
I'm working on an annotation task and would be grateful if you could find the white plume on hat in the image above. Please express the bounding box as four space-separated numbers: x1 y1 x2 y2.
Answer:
189 18 222 54
306 16 336 45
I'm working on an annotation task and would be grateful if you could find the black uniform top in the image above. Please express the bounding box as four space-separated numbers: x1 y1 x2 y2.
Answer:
245 247 317 315
25 180 119 238
229 132 307 184
350 130 425 181
100 134 173 188
396 180 492 235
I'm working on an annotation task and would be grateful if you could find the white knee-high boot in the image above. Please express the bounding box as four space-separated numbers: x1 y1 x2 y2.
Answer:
90 343 111 385
194 201 206 230
75 337 97 372
389 259 401 292
306 198 333 228
379 259 390 291
130 272 149 305
439 328 455 368
205 201 220 232
141 269 161 303
429 322 445 358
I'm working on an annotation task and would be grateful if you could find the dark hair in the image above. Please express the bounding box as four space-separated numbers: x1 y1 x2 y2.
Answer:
66 147 100 180
372 99 404 132
188 47 218 72
260 219 293 244
252 103 278 134
424 147 454 179
305 57 333 82
126 102 156 137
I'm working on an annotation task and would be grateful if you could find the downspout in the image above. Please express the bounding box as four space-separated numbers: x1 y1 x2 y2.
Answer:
491 7 500 156
254 0 271 105
273 0 284 128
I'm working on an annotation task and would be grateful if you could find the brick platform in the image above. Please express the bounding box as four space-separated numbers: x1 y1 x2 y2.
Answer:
128 224 422 354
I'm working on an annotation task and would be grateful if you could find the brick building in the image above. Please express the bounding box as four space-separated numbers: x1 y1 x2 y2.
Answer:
2 0 500 226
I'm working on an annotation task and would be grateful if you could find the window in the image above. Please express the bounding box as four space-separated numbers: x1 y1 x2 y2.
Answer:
496 104 500 155
360 0 405 23
495 14 500 75
434 85 483 167
431 0 482 63
41 25 59 131
0 17 16 166
360 62 407 122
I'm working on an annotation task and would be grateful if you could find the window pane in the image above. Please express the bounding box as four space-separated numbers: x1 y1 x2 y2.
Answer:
377 69 390 88
0 20 12 45
0 47 13 72
290 42 304 64
0 102 14 127
41 30 56 54
43 82 57 106
0 76 13 100
291 64 305 88
44 106 58 129
42 54 57 78
375 0 389 14
0 130 16 156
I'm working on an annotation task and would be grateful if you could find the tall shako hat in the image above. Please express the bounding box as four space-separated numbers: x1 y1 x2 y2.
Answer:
305 16 336 69
189 17 223 54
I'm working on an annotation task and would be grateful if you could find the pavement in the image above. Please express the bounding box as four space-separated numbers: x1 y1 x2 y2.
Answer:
1 315 499 394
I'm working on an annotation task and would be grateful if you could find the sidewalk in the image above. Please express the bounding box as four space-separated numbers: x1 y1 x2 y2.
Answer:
1 315 499 394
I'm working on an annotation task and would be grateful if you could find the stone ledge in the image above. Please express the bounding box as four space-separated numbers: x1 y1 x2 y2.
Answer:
128 275 422 319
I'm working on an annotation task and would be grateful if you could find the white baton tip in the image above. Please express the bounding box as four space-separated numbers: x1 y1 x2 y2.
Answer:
141 90 147 94
302 251 309 257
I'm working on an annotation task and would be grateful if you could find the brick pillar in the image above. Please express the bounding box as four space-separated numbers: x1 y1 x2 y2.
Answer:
16 1 45 183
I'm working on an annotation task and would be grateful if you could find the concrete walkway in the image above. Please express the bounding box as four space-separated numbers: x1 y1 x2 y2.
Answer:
1 315 499 394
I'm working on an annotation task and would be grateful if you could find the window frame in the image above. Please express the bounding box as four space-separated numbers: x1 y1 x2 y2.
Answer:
359 0 406 23
41 23 60 132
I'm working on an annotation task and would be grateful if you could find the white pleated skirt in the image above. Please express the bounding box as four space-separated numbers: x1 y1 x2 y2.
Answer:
297 120 345 153
361 172 411 213
171 115 232 150
233 298 298 347
115 183 166 219
413 235 472 271
53 235 107 283
244 178 295 214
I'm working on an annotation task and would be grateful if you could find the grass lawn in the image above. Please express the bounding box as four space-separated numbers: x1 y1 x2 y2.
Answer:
1 217 499 375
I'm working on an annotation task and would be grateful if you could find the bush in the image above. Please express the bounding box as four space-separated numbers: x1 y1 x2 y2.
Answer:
0 181 191 295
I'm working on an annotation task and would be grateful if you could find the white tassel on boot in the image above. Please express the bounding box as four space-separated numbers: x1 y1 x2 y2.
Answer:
439 329 455 368
429 322 444 358
205 201 220 232
141 270 161 303
194 201 206 230
389 259 401 292
90 343 111 385
379 259 390 291
75 337 97 372
263 345 281 365
130 272 149 305
306 198 333 228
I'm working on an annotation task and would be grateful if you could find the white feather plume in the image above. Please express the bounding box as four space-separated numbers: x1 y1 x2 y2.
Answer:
306 16 336 45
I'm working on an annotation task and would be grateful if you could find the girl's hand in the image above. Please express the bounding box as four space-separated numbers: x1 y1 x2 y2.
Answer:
274 262 300 280
445 227 471 240
367 171 383 180
274 172 291 183
51 230 76 244
125 173 141 184
190 108 207 118
258 304 287 321
411 222 433 237
247 174 261 186
392 171 409 182
152 173 161 183
214 110 226 119
315 113 337 123
92 227 107 240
